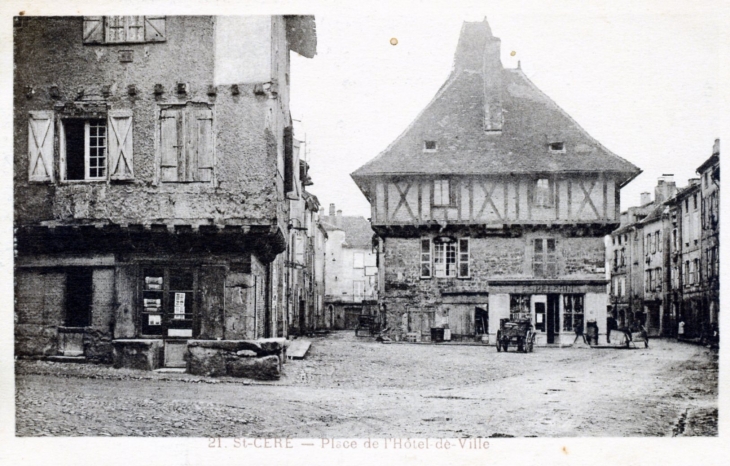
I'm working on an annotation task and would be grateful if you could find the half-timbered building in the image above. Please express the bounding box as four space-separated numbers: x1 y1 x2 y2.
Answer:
351 19 640 345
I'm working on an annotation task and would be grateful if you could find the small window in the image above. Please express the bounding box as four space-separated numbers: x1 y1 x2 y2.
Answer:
533 238 557 277
64 119 107 181
458 238 470 278
549 142 565 152
420 238 432 278
433 179 451 206
424 140 437 151
693 194 698 210
433 241 457 278
534 178 553 207
83 16 166 44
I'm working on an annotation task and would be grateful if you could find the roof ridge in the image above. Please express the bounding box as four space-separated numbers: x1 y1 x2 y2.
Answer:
508 68 641 184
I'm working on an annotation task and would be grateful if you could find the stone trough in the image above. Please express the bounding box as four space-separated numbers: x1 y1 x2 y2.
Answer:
186 338 288 381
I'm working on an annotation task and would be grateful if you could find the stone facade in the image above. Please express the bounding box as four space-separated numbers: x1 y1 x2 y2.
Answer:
14 16 317 368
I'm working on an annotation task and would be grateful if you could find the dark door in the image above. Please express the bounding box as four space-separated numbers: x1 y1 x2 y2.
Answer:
547 294 560 344
66 267 93 327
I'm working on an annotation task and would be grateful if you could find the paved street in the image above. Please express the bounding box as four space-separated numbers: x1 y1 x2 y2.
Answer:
16 332 717 437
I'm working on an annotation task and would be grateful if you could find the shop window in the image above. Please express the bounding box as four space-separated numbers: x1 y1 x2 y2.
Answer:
65 268 93 327
534 178 553 207
141 267 196 337
533 238 557 278
83 16 166 44
510 294 530 321
433 179 451 206
562 294 584 332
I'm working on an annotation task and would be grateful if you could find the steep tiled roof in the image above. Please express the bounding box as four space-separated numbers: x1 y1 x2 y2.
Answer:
352 20 640 186
320 216 374 250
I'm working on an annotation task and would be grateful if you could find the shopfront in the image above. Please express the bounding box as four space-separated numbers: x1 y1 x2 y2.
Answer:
487 280 609 346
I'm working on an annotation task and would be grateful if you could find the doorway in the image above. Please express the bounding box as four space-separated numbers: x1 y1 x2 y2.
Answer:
546 294 560 344
65 267 92 327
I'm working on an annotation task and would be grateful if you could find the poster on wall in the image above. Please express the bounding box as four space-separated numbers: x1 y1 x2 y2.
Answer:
174 293 186 320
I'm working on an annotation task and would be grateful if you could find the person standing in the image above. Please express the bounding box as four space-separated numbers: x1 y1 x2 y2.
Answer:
678 320 685 340
607 314 617 343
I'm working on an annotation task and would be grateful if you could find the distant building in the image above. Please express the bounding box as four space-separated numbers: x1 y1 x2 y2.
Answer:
320 204 378 330
14 16 317 367
608 140 720 340
351 19 640 344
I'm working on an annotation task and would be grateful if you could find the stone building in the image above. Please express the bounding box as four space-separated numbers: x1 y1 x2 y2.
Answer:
608 140 720 340
351 19 640 345
320 204 378 330
609 176 677 336
14 16 316 369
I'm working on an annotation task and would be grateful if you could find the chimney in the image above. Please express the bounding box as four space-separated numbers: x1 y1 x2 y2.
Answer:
335 209 342 227
453 19 503 132
713 138 720 156
329 203 335 217
655 174 677 204
640 192 651 205
336 210 342 217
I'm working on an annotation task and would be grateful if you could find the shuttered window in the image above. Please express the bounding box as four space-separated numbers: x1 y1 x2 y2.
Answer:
63 115 133 182
108 109 134 180
160 104 214 183
28 111 55 182
83 16 166 44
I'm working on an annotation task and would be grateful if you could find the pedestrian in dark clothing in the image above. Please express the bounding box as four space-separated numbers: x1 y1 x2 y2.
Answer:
572 322 586 345
607 315 617 343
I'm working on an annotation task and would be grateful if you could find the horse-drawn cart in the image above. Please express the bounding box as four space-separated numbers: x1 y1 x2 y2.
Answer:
496 319 536 353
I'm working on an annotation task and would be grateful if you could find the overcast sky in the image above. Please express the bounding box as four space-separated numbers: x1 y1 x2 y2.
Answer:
289 1 724 219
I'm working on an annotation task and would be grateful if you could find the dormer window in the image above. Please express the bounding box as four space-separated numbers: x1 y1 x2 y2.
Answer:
424 140 437 152
549 142 565 153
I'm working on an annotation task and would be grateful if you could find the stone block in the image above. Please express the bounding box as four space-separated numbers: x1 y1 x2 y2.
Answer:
15 325 58 357
236 350 258 357
187 339 263 354
187 346 228 377
112 339 163 371
226 355 280 380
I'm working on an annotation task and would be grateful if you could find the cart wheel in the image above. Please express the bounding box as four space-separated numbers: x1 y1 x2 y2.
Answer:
517 338 524 353
625 337 630 349
503 341 509 352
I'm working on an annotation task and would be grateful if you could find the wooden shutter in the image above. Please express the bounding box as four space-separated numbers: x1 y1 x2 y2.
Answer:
83 16 104 44
160 108 180 182
28 111 55 182
144 16 166 42
194 107 214 182
108 109 134 180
